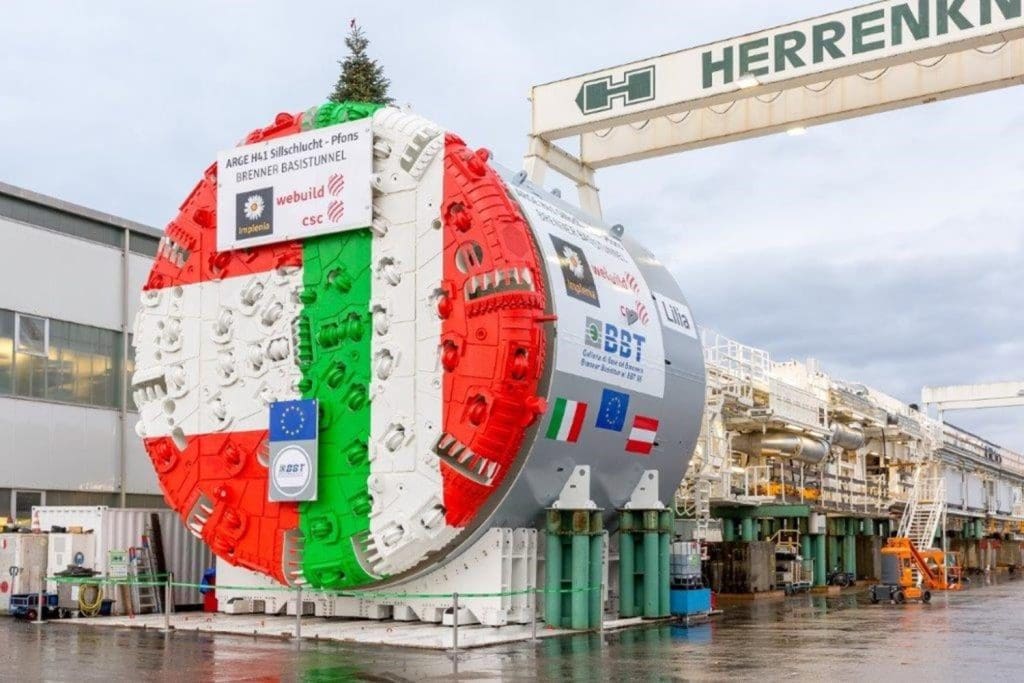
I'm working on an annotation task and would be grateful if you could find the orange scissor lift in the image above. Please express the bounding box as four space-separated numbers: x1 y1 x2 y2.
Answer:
870 537 964 604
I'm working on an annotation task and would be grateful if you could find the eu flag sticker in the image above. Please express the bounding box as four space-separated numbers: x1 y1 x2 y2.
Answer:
595 388 630 432
268 399 318 502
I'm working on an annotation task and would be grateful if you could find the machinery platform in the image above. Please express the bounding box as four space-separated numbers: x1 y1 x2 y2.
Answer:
50 613 669 650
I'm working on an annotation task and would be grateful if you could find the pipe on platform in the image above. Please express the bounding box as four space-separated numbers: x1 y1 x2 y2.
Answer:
830 423 865 451
731 432 830 464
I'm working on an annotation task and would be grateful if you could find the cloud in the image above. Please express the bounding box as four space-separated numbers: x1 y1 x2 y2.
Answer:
1 0 1021 450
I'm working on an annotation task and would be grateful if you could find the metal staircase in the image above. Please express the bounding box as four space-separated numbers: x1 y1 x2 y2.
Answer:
897 465 946 550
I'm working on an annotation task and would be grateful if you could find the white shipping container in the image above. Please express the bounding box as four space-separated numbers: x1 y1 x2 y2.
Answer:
965 475 986 511
944 469 965 509
0 533 49 613
46 533 96 592
997 481 1015 515
32 506 213 610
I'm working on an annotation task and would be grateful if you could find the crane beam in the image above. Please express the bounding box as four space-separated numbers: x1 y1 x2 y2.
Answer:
525 0 1024 195
579 38 1024 167
923 381 1024 411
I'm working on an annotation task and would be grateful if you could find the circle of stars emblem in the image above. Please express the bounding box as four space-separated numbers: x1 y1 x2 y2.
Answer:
279 404 306 438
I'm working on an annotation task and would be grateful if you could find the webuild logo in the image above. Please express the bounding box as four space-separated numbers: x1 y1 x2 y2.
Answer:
236 187 274 241
550 235 599 307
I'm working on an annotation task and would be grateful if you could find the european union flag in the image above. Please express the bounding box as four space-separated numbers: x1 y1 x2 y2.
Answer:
270 399 318 442
268 399 319 502
595 389 630 432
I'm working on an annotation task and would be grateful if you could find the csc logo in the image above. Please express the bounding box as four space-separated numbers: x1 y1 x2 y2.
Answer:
302 214 324 227
585 317 646 362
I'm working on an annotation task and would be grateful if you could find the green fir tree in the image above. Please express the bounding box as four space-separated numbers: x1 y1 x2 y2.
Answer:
328 21 393 105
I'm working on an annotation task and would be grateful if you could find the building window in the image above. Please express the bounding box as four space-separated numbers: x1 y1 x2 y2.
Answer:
15 312 48 356
129 232 160 258
2 309 122 409
0 311 12 394
11 489 45 522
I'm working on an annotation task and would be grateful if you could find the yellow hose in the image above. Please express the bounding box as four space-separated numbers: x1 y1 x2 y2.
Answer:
78 583 104 617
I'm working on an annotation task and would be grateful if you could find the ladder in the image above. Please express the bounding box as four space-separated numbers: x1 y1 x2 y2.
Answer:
897 465 946 551
131 541 163 614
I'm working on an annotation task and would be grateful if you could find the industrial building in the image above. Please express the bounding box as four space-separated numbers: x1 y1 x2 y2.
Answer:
678 329 1024 591
0 181 164 520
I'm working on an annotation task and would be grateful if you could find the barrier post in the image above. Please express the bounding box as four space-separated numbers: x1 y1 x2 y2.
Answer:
450 592 459 655
295 585 303 640
35 585 45 624
162 573 172 632
530 589 538 642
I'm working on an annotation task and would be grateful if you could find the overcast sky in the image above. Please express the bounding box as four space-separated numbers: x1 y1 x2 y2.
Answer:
2 1 1021 449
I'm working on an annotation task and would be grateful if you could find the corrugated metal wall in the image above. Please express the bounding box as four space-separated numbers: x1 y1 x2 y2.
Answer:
34 506 212 607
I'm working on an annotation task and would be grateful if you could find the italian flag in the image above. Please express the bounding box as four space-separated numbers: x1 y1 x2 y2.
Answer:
546 398 587 443
134 102 547 589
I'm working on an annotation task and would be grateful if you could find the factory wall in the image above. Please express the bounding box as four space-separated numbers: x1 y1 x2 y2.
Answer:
0 218 151 329
0 188 163 518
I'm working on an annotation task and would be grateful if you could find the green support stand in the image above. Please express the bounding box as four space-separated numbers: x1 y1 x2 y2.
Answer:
570 511 591 630
741 518 755 542
589 514 604 630
659 510 672 618
813 534 826 586
843 519 857 575
827 533 839 573
722 519 735 542
619 511 635 618
545 511 562 628
643 511 659 619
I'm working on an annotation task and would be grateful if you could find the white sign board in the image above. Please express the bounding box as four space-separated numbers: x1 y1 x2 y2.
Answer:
653 292 697 339
531 0 1024 137
510 185 666 397
216 121 372 251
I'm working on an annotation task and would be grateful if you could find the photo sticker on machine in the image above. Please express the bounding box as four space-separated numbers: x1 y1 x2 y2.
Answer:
235 187 274 241
549 234 599 306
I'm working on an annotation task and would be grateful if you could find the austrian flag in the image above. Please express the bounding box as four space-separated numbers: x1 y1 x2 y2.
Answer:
625 415 659 455
546 398 588 443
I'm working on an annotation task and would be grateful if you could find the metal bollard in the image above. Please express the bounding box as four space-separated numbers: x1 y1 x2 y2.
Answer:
451 592 459 655
295 585 303 640
163 573 172 632
530 590 538 643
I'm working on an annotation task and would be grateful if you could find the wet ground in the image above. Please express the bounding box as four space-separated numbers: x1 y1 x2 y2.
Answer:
2 576 1022 682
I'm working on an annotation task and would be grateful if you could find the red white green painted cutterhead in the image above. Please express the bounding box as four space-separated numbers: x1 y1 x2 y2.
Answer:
133 102 706 590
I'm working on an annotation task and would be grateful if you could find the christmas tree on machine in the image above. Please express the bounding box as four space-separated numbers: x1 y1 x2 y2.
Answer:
329 20 393 105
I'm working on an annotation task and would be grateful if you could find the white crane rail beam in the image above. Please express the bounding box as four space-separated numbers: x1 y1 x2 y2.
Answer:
923 381 1024 411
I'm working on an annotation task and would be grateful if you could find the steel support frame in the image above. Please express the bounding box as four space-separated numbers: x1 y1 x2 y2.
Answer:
523 136 603 217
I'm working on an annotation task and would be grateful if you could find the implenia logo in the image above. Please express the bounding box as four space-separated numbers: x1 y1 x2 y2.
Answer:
575 65 656 115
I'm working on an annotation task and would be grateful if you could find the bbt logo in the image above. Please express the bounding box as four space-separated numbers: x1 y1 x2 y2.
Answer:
585 317 647 362
575 65 656 115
